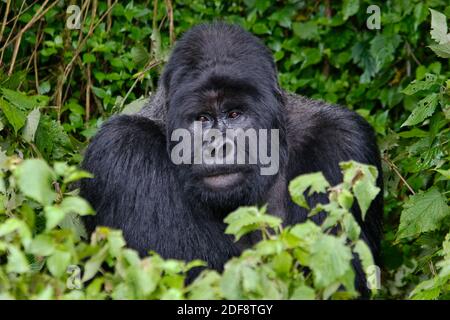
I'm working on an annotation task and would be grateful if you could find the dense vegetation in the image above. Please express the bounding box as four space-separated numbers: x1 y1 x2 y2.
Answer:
0 0 449 299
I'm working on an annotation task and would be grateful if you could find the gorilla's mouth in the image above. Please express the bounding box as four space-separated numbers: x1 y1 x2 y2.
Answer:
202 172 244 189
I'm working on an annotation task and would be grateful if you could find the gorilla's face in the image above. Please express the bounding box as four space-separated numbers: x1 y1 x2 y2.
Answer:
166 74 287 212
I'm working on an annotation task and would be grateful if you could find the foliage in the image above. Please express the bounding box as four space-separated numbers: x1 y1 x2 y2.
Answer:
0 0 449 299
0 156 377 299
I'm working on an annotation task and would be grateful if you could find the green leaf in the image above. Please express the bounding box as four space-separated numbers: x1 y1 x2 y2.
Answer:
131 45 150 66
0 98 26 133
252 23 271 35
47 250 71 277
22 108 41 142
289 172 330 209
60 196 94 216
28 234 55 256
7 244 30 273
290 285 316 300
341 161 380 219
0 88 48 110
44 206 66 231
300 48 322 70
35 115 72 160
121 96 148 114
401 93 439 127
188 271 222 300
38 81 51 95
429 42 450 58
397 187 450 240
342 0 360 20
59 212 88 240
354 240 375 278
220 260 243 300
272 251 293 276
82 246 108 282
224 206 281 241
0 218 32 248
107 230 126 257
82 53 96 64
309 235 353 288
292 21 319 40
429 9 450 44
14 159 56 205
401 74 437 95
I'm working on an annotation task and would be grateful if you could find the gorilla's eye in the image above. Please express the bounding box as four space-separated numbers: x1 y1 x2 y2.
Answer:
196 114 210 122
228 111 241 119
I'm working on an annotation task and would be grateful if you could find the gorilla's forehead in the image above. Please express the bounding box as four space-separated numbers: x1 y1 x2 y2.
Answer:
171 74 259 111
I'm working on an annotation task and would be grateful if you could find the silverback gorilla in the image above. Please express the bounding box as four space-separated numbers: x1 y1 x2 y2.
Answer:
80 23 383 293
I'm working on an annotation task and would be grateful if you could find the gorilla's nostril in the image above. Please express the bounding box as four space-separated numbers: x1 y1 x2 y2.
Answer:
223 140 234 156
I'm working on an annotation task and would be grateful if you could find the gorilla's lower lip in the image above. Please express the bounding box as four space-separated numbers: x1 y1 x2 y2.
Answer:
202 172 244 189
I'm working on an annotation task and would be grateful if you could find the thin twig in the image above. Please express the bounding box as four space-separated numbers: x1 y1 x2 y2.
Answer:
0 0 26 65
0 0 11 48
383 155 416 195
164 0 175 45
7 0 60 75
119 60 163 111
86 63 92 121
63 0 118 80
1 0 54 51
106 0 112 32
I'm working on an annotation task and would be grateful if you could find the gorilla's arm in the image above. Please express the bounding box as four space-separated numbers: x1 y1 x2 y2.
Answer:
285 94 383 258
80 115 182 256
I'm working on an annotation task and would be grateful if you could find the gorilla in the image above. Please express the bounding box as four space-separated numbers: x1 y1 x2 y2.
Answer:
80 22 383 293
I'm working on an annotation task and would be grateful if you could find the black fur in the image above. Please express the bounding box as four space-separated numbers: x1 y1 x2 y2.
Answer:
81 23 383 294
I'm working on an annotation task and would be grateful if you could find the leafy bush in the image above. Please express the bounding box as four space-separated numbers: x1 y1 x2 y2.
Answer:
0 1 449 299
0 156 378 299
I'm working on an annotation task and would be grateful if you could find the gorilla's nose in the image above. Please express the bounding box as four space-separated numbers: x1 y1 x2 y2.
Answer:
210 139 234 158
204 136 235 165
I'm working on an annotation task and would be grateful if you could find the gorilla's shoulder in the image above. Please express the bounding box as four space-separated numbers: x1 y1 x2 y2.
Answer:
94 114 165 143
284 92 376 141
284 92 379 170
84 114 167 166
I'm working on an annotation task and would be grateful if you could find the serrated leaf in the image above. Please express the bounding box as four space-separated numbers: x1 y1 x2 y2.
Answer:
429 9 450 44
289 172 330 209
429 42 450 58
14 159 56 206
47 250 71 277
0 98 26 133
131 45 150 66
224 206 281 241
60 196 94 216
397 187 450 240
309 235 353 288
0 88 48 110
401 74 437 95
340 161 380 219
35 115 72 160
401 93 439 127
59 212 88 241
7 244 30 273
290 285 316 300
342 0 360 20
